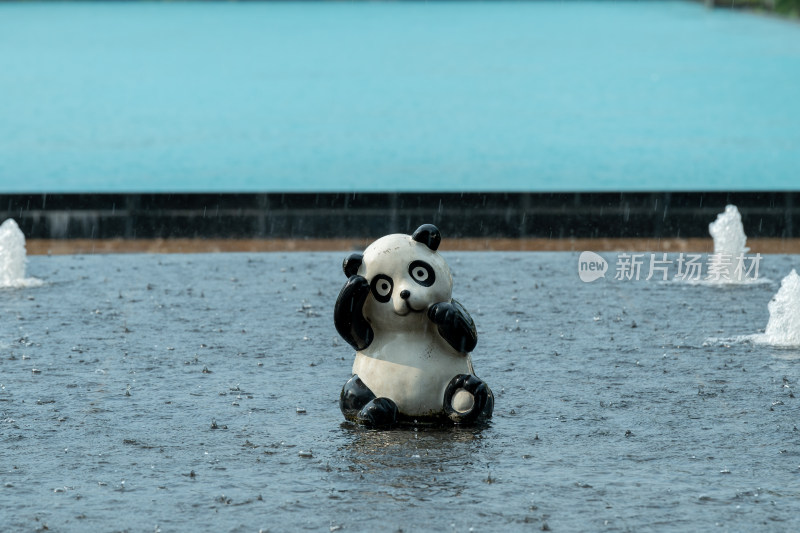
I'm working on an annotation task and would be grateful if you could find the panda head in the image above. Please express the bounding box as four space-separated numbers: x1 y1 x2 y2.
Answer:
345 224 453 330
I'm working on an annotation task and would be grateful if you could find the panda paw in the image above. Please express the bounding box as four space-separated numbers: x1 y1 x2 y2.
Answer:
443 374 494 424
356 397 398 428
334 275 374 350
427 300 478 353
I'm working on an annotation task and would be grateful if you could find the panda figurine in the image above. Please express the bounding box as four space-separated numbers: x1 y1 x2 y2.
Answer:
334 223 494 427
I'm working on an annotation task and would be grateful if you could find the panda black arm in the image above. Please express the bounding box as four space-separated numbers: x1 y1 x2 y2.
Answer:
334 275 374 351
427 299 478 353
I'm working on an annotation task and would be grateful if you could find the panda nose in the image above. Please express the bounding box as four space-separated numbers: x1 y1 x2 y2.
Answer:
399 289 410 300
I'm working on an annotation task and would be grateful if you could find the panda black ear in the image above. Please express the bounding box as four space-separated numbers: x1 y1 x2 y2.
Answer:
342 253 363 277
412 224 441 251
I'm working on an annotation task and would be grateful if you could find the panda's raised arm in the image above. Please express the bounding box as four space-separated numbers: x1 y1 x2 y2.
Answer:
427 299 478 354
334 275 374 351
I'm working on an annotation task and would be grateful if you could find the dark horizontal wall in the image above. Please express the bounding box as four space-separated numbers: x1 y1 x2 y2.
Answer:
1 192 797 240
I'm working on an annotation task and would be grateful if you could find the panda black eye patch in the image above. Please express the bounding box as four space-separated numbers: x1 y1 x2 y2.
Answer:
370 274 394 303
408 260 435 287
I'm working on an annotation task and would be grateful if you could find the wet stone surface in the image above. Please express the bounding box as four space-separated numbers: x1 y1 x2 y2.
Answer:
1 252 800 532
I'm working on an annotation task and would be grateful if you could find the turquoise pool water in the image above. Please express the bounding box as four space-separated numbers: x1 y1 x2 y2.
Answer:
1 1 799 193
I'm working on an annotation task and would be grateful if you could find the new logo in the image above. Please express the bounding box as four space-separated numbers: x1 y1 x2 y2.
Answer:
578 251 608 282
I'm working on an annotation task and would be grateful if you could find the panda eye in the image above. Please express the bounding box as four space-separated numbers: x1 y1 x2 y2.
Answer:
370 274 393 303
408 260 435 287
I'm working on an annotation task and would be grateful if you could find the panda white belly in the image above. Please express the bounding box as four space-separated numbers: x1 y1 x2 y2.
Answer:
352 330 472 417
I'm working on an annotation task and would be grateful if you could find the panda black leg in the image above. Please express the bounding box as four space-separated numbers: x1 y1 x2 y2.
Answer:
340 374 376 421
340 375 398 427
443 374 494 425
357 397 398 428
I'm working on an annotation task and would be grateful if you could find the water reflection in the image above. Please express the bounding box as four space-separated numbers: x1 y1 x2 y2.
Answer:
337 423 492 498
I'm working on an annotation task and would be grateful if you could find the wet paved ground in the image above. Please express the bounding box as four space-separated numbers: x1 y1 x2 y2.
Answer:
2 252 800 531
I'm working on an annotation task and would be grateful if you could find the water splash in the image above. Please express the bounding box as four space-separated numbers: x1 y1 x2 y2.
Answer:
707 205 753 283
746 270 800 347
0 219 43 288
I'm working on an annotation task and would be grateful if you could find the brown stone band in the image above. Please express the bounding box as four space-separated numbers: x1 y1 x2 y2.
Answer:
25 238 800 255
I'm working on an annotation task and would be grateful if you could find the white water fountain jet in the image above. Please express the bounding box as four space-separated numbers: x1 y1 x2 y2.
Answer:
746 269 800 347
0 218 43 288
707 204 753 283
